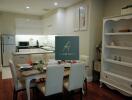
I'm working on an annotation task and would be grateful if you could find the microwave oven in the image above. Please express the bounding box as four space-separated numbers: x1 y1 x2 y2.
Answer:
18 41 29 46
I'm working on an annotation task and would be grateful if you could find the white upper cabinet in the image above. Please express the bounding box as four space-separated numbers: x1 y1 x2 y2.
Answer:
16 18 43 35
0 13 15 34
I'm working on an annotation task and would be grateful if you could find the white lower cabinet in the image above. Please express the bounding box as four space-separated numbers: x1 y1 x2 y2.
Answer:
13 54 30 65
101 72 132 96
19 48 45 52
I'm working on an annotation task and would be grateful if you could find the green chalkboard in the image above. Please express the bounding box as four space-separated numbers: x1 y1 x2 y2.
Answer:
55 36 79 60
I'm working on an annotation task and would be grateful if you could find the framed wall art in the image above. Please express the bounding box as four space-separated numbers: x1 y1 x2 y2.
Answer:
79 5 88 31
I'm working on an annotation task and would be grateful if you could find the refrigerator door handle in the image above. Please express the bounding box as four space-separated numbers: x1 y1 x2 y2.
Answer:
3 44 4 53
2 37 4 53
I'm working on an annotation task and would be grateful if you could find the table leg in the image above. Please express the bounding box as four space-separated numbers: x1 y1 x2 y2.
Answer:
26 79 31 100
83 78 87 95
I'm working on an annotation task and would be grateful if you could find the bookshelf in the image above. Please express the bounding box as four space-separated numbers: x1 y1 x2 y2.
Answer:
100 14 132 96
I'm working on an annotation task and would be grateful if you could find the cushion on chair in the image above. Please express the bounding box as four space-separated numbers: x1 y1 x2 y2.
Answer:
64 81 69 90
37 82 46 94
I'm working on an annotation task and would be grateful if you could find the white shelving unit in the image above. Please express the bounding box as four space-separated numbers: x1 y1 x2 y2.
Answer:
105 59 132 68
105 45 132 50
101 14 132 96
105 32 132 35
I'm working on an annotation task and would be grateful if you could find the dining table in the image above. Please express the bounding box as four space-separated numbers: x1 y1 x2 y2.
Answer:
16 62 70 100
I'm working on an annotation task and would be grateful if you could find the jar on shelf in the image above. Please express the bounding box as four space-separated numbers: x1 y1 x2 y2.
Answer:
114 56 117 60
118 56 121 61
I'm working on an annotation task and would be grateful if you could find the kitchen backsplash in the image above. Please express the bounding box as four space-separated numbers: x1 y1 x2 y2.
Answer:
15 35 56 47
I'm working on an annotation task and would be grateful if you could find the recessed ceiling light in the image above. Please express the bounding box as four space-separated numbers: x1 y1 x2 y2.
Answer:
26 6 30 9
54 2 58 6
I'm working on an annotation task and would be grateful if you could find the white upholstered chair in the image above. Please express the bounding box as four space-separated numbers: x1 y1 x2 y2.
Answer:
64 63 85 100
9 60 36 100
80 55 89 94
37 64 64 97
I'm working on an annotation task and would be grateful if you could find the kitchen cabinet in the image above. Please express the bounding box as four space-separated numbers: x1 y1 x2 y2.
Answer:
13 54 30 65
0 13 15 34
16 18 43 35
13 49 54 65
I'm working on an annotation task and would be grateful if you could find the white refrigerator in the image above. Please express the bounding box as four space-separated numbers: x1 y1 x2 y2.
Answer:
0 34 16 67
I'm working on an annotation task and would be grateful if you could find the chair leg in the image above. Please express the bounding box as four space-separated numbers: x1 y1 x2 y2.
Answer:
45 96 49 100
32 87 37 100
13 88 17 100
84 78 87 95
59 93 63 100
80 88 83 100
83 78 87 95
65 90 71 100
69 91 74 100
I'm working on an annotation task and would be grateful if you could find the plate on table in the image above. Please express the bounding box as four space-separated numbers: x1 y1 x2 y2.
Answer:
19 64 33 71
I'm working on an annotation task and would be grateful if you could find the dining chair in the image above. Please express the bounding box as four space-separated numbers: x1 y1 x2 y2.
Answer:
64 63 85 100
80 55 89 95
9 60 36 100
37 64 64 98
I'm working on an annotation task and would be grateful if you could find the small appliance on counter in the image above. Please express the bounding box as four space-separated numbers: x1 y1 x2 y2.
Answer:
16 41 29 52
18 41 29 47
36 40 39 48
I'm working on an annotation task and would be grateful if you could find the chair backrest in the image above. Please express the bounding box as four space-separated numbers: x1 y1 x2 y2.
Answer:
68 63 84 91
9 60 18 90
45 64 64 96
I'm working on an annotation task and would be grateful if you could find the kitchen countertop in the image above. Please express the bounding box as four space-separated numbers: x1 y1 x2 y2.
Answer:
13 49 53 55
16 46 55 52
40 46 55 51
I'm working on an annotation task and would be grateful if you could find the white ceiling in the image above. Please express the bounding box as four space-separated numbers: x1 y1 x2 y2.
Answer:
0 0 82 16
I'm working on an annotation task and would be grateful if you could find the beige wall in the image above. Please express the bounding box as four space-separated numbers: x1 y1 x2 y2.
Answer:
65 0 90 56
0 0 106 81
41 0 104 63
88 0 104 66
42 9 65 35
63 0 104 80
0 0 131 54
0 12 41 34
104 0 132 17
41 0 91 55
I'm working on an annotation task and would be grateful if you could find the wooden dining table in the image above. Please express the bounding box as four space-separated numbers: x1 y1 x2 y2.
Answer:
17 63 70 100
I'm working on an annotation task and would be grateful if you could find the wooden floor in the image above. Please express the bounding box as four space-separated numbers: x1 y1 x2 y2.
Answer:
0 72 131 100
